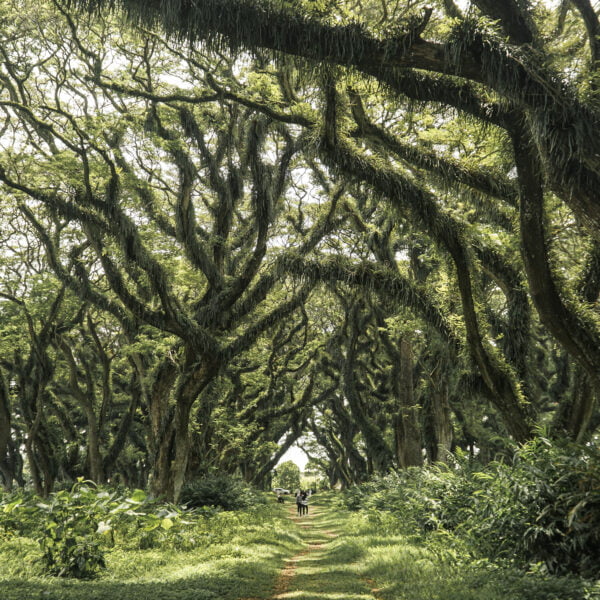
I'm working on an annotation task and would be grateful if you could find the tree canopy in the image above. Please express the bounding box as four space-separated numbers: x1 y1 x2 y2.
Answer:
0 0 599 499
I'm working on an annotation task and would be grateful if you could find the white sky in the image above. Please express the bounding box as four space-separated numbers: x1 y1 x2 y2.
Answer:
277 443 309 471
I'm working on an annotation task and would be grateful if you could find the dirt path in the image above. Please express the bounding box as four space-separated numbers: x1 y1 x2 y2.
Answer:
256 500 380 600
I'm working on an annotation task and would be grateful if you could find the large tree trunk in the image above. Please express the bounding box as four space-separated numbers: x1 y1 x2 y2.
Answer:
57 338 105 484
569 372 595 443
343 306 394 473
147 358 178 499
17 349 56 497
327 396 368 484
103 366 142 477
0 370 11 484
149 352 218 501
171 400 193 502
553 365 596 442
84 403 104 484
0 439 25 491
24 398 56 497
394 337 423 468
427 368 453 463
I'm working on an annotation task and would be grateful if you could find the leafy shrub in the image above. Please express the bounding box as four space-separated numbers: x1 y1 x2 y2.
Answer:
39 530 106 579
340 462 480 534
35 481 108 578
0 491 41 538
465 438 600 576
180 474 262 511
0 478 279 579
0 480 197 573
341 439 600 577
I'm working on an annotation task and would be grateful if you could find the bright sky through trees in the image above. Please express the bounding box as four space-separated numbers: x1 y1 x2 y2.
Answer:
277 444 309 471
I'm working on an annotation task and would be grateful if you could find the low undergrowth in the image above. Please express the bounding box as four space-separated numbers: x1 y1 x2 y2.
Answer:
342 510 600 600
340 438 600 582
312 493 597 600
180 474 263 511
0 479 301 600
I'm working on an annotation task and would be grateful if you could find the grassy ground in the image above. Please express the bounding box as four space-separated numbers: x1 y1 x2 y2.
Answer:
261 493 599 600
270 499 377 599
0 501 302 600
1 493 598 600
309 495 600 600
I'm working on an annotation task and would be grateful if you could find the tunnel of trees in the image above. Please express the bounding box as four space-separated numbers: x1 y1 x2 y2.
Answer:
0 0 599 501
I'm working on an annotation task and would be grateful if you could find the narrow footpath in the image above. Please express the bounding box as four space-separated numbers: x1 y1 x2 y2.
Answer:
256 498 380 600
238 494 600 600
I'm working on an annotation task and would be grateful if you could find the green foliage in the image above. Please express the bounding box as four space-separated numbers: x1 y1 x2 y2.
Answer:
32 480 111 578
340 498 598 600
0 486 300 600
273 460 302 491
0 490 41 538
341 440 600 577
39 524 106 579
179 474 262 511
0 480 201 576
467 439 600 577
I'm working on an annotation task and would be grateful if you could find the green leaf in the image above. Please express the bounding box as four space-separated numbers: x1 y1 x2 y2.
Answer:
3 501 22 513
127 489 147 504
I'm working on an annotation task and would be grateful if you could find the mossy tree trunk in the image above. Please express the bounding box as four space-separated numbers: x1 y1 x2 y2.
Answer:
0 370 12 491
394 336 423 468
423 360 454 464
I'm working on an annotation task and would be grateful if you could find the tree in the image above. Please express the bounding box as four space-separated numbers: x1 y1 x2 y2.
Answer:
2 0 600 496
60 0 600 440
0 2 345 499
273 459 301 492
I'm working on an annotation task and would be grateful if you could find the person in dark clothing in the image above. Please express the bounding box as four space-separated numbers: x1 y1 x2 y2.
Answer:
300 490 308 515
295 490 303 516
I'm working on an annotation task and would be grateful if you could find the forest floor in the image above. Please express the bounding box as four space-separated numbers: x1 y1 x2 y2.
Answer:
240 499 380 600
0 493 597 600
239 494 597 600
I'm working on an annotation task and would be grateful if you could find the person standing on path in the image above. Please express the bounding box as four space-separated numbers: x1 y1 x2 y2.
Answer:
296 490 303 516
300 490 308 515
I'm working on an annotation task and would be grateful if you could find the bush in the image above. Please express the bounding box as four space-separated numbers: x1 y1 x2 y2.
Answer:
0 490 41 538
0 480 198 573
35 481 108 578
464 438 600 576
340 439 600 577
180 474 262 511
340 462 480 535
